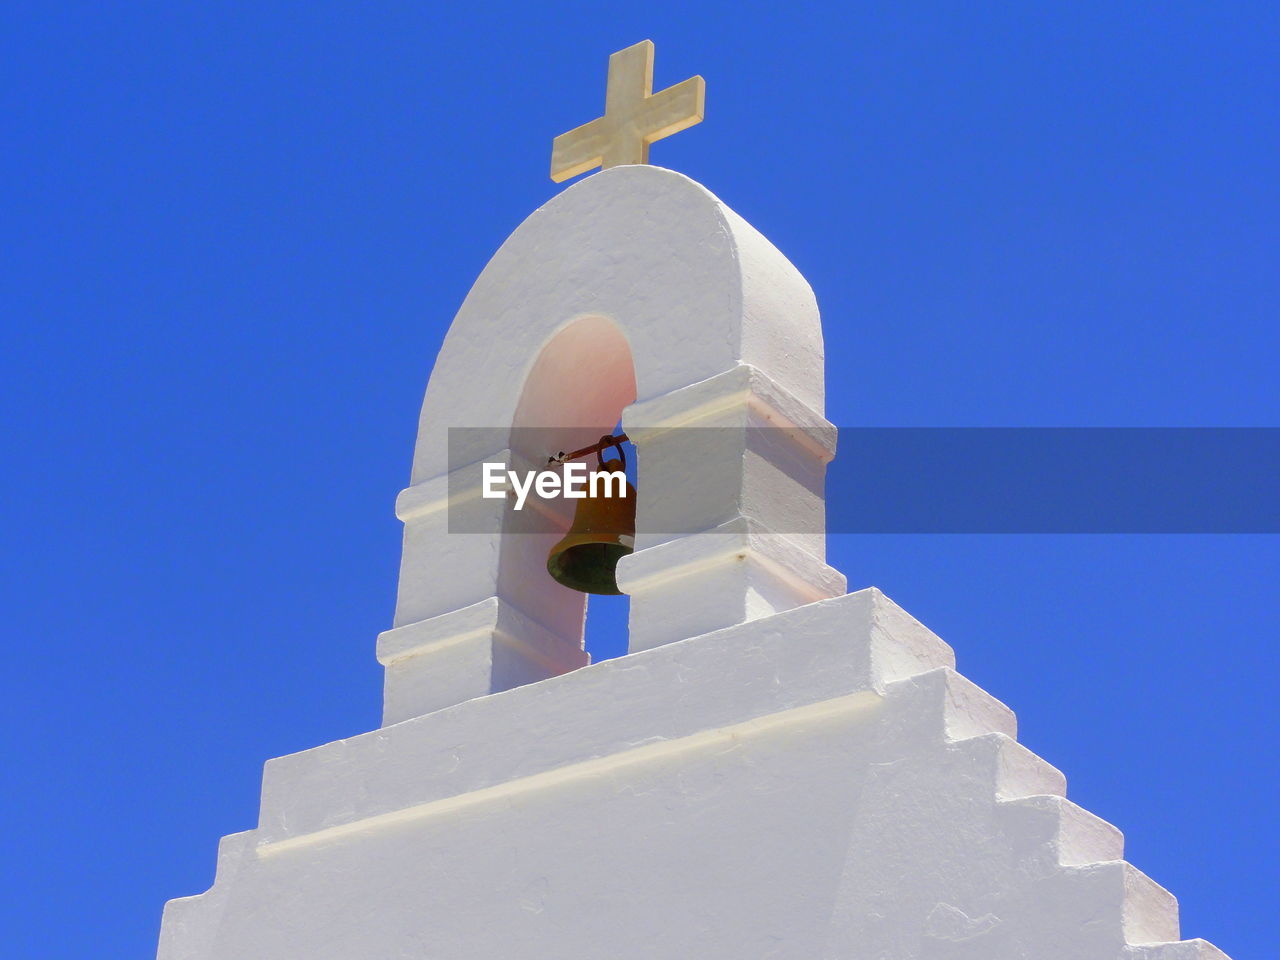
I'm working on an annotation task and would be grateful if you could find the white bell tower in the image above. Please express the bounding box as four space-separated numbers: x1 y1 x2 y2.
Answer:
157 41 1230 960
380 161 843 724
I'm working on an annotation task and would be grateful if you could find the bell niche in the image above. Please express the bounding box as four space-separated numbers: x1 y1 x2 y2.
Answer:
502 314 638 638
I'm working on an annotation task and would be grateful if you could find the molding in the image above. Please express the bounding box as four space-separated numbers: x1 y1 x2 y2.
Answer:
377 597 587 676
624 363 837 464
615 516 845 598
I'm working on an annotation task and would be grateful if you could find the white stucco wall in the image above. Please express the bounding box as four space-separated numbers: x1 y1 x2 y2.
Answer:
158 589 1227 959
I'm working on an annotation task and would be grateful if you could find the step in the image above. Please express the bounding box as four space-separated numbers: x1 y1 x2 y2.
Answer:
882 667 1018 742
999 794 1124 867
1059 860 1180 945
1126 939 1231 960
953 732 1067 800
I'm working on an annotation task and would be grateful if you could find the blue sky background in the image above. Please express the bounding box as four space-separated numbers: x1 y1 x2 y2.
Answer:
2 2 1276 956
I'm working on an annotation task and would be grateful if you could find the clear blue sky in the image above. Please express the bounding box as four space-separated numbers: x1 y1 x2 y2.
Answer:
2 2 1276 957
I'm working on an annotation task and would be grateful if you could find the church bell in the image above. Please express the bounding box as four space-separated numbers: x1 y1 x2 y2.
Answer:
546 436 636 595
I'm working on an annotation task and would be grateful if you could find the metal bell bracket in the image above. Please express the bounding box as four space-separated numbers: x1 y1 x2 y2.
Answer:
549 433 630 467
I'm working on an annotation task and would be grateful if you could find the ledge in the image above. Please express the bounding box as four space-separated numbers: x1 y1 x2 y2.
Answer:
256 588 952 851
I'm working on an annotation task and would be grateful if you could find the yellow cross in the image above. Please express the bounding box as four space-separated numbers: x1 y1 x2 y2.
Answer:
550 40 705 183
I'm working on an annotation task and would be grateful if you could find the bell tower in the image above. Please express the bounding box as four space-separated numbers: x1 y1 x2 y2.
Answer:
379 159 844 725
158 40 1231 960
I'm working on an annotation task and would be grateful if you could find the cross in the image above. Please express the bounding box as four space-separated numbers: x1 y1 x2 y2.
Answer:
550 40 705 183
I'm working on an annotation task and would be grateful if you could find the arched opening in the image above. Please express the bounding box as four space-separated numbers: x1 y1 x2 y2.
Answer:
500 316 637 664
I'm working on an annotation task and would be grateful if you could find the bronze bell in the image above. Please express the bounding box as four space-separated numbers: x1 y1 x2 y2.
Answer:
546 437 636 595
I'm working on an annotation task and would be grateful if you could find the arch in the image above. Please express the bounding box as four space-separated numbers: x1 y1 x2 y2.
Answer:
407 165 825 484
